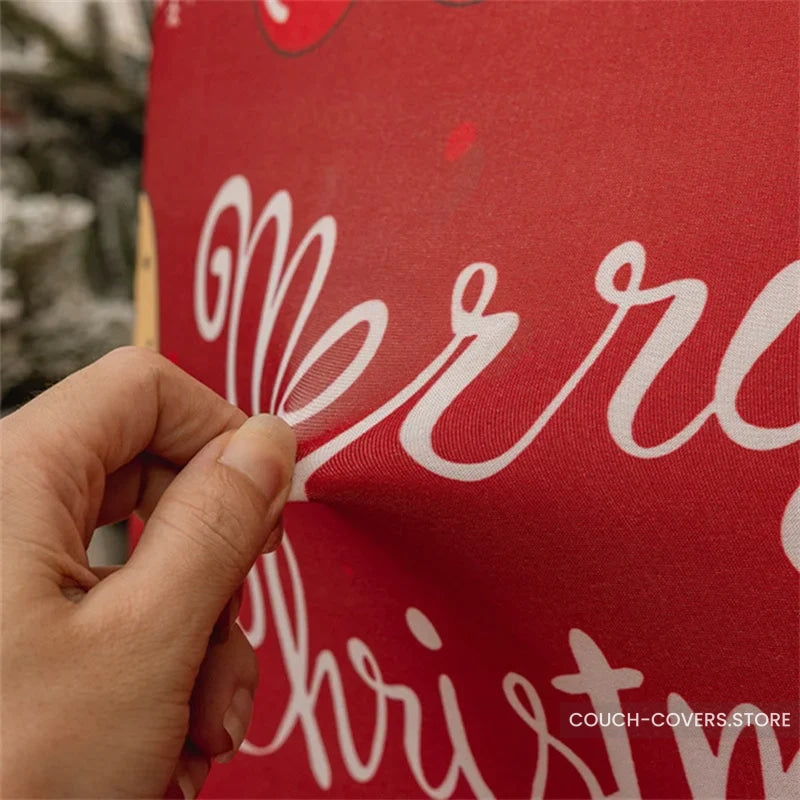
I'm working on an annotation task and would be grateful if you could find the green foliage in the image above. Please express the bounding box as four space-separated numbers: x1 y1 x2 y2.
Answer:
1 0 151 295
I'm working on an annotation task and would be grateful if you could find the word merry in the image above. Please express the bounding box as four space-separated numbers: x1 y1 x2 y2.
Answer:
193 176 799 565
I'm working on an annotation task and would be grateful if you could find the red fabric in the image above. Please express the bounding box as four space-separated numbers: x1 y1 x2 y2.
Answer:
142 1 798 797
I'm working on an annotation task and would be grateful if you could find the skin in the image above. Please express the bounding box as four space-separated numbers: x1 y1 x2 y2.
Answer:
0 346 297 798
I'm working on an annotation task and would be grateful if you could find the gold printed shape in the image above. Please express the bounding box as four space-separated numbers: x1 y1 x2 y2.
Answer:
133 192 160 350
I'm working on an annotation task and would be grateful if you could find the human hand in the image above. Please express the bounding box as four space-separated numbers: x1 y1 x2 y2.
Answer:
0 347 296 798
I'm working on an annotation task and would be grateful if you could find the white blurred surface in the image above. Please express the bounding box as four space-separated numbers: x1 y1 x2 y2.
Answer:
24 0 150 57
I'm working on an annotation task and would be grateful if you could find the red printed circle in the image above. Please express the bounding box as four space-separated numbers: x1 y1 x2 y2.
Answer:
255 0 352 56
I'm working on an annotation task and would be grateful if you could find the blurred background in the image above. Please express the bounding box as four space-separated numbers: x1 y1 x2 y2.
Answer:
1 0 154 563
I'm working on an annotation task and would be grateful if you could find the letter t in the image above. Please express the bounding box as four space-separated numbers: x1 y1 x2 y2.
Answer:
552 629 644 799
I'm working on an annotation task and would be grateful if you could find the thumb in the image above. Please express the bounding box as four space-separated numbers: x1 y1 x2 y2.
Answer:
109 414 295 641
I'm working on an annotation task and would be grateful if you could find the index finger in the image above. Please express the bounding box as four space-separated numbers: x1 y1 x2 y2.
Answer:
5 346 246 480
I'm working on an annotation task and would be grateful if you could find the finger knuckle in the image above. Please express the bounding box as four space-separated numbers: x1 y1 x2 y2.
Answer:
172 499 244 576
105 344 159 369
104 345 174 387
162 474 266 577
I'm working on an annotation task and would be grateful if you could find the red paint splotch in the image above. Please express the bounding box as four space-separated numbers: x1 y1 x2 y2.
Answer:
444 121 477 162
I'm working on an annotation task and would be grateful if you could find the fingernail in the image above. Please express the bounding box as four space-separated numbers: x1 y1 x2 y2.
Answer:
211 585 243 645
217 686 254 764
262 515 283 554
175 767 196 800
229 584 243 629
218 415 296 500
